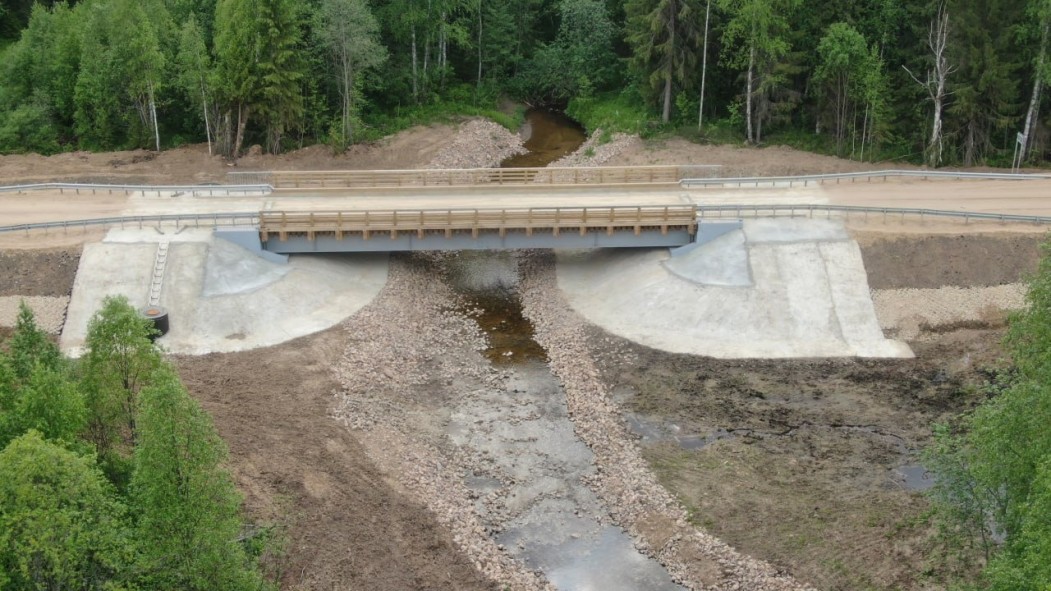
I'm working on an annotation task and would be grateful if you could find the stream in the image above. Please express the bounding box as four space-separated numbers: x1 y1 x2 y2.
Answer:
435 113 683 590
445 252 682 590
501 109 586 168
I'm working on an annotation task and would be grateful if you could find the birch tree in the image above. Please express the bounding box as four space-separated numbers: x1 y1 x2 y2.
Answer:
177 15 215 155
904 1 956 168
719 0 798 143
315 0 387 150
697 0 712 129
1021 0 1051 163
814 23 873 155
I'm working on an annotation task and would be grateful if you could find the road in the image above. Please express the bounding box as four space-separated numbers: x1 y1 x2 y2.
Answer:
3 177 1050 229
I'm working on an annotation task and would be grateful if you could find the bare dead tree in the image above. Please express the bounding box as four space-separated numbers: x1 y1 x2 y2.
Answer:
904 1 956 168
1021 23 1049 163
698 0 711 130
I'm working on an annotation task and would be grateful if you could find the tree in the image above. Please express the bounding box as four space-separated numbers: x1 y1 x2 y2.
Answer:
5 366 87 449
719 0 799 142
255 0 306 153
8 300 61 383
117 0 167 152
315 0 387 150
945 0 1023 166
697 0 712 129
626 0 704 123
926 237 1051 589
525 0 616 102
131 366 262 590
1018 0 1050 163
213 0 259 158
177 15 215 154
81 296 161 459
904 0 956 167
813 23 881 156
213 0 306 156
0 430 133 590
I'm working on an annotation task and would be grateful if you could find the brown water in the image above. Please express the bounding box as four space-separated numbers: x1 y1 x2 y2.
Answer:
501 109 586 168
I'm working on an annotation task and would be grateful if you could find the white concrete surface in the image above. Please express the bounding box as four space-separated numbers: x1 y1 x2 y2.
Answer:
61 228 388 355
556 219 912 359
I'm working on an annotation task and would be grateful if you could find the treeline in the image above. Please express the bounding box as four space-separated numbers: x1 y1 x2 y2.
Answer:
0 0 1048 167
0 299 268 590
925 238 1051 590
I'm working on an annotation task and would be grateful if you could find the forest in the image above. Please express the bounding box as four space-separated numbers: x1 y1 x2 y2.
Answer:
0 0 1049 167
0 298 271 590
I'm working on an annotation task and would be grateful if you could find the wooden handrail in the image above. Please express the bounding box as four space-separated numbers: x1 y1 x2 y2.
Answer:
258 165 688 189
259 205 697 240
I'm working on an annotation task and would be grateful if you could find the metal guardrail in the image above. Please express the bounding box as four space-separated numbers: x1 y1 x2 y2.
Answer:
682 169 1051 188
0 182 274 196
696 204 1051 225
3 204 1049 238
0 213 260 235
229 165 724 188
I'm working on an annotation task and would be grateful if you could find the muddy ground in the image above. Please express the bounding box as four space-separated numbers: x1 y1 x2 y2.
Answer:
585 232 1046 591
3 121 1050 590
1 231 1045 590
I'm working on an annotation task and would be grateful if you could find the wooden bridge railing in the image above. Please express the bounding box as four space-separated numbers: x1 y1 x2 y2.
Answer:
259 205 698 241
233 165 720 189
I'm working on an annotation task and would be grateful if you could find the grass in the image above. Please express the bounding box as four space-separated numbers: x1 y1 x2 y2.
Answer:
566 91 660 137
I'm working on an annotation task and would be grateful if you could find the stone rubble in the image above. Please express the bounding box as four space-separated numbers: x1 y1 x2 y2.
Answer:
0 295 70 334
871 283 1026 340
518 253 815 591
426 119 527 169
333 256 552 591
548 129 641 168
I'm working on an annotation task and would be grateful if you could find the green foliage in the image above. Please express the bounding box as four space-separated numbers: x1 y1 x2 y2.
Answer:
0 0 1050 166
518 0 617 102
9 301 61 383
6 366 87 449
132 366 263 590
0 430 134 590
926 237 1051 590
81 296 161 460
625 0 705 122
567 90 654 136
813 23 887 157
314 0 387 150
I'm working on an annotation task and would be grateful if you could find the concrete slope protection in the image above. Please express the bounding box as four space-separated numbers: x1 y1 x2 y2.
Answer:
557 219 912 359
61 228 388 355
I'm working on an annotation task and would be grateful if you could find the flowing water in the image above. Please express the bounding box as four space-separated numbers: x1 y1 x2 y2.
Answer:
444 252 683 591
501 109 587 168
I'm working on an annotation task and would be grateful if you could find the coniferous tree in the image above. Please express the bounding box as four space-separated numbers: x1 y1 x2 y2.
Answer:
626 0 705 123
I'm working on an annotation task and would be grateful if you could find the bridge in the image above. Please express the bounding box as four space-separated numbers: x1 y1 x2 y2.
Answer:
251 205 712 253
3 166 1051 254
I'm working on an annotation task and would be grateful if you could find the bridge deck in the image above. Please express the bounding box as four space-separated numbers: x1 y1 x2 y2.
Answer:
258 205 701 252
260 205 698 241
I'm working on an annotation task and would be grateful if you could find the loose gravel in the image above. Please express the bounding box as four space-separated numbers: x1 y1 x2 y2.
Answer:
548 129 641 168
871 284 1026 339
333 256 552 591
0 296 69 334
518 253 814 591
427 119 527 169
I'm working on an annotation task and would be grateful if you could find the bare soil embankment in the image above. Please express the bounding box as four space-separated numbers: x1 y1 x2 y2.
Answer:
589 231 1045 591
